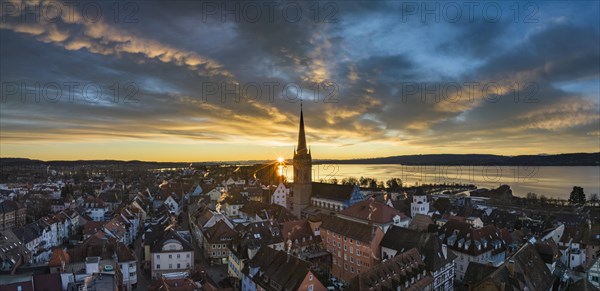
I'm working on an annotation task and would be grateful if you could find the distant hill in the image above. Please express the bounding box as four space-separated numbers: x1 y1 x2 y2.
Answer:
317 153 600 166
2 152 598 167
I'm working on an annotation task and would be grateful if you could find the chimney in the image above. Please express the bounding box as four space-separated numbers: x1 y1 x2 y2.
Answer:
507 260 515 276
442 244 448 259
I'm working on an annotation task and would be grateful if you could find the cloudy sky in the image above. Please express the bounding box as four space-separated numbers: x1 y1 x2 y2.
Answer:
1 0 599 162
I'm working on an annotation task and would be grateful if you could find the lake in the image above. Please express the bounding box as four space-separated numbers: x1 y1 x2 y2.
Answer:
282 164 600 199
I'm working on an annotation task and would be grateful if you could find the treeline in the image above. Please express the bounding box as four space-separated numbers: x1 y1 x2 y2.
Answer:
521 186 599 207
317 153 600 166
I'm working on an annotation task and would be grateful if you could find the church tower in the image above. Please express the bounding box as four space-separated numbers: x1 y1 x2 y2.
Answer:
292 103 312 217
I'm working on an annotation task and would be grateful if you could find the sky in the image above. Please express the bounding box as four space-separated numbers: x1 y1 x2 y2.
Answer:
1 0 599 162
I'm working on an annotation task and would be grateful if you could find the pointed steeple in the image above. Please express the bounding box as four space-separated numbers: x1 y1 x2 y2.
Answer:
296 102 307 154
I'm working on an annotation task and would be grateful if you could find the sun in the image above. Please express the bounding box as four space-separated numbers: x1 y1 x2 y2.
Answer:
277 157 284 163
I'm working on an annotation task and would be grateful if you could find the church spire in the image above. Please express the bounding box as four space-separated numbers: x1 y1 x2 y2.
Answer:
297 101 307 154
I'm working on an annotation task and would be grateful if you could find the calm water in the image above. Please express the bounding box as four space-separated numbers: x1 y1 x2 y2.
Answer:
283 164 600 199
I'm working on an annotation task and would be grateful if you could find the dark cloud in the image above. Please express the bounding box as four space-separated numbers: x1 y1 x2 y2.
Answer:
1 0 599 157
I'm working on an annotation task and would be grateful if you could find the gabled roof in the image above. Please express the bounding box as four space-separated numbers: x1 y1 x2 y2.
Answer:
438 220 507 256
381 225 456 271
347 248 432 291
203 220 236 244
312 182 357 201
339 198 407 224
151 229 194 253
462 262 497 286
281 219 317 248
408 214 434 232
245 246 320 291
473 243 554 291
237 221 283 246
49 248 70 267
0 200 25 213
320 215 378 243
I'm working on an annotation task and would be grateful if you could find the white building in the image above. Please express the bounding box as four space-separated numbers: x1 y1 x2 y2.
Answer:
588 256 600 288
150 230 195 279
271 183 289 208
411 193 429 217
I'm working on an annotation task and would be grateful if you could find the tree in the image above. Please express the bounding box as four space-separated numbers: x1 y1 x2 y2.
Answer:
341 177 358 185
540 195 548 205
568 186 586 205
526 192 538 203
368 179 378 189
385 178 403 191
589 193 599 206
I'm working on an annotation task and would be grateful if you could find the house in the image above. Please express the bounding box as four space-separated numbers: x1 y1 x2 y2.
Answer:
411 190 430 217
281 219 323 258
203 220 236 266
588 256 600 288
242 187 266 203
190 207 233 246
99 190 123 211
438 220 507 281
150 229 195 279
83 196 108 221
238 201 297 224
320 215 385 283
218 191 247 218
164 193 183 215
381 225 456 291
471 243 554 291
0 200 27 230
337 198 410 232
408 213 435 232
0 229 31 273
239 221 284 250
60 236 135 288
311 182 364 212
271 183 289 208
241 246 326 291
205 187 223 209
557 226 586 269
347 248 433 291
228 221 287 283
585 223 600 266
11 222 45 262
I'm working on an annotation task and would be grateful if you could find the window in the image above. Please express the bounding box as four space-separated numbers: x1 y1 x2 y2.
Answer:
156 264 160 269
186 263 190 268
350 256 354 263
169 254 172 259
187 254 190 258
350 247 353 254
309 274 313 280
156 255 160 259
212 252 216 256
308 285 313 291
177 263 181 269
169 264 172 269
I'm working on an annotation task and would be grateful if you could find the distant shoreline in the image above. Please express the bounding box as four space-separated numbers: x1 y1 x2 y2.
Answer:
1 152 598 167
